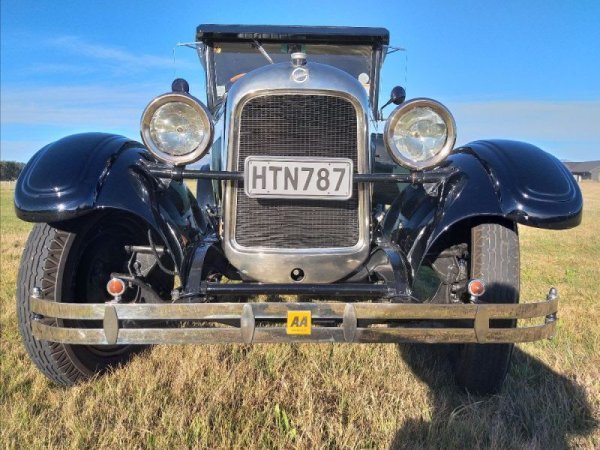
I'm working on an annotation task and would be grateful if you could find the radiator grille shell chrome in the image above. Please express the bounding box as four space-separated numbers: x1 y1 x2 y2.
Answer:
222 75 371 284
234 94 359 249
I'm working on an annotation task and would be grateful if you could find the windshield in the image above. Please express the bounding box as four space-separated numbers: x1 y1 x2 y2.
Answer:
207 42 374 104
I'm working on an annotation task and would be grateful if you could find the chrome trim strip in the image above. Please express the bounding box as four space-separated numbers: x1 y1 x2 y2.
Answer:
33 321 558 345
31 294 559 321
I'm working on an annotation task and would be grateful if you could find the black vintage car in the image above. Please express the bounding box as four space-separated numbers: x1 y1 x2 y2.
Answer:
15 25 582 393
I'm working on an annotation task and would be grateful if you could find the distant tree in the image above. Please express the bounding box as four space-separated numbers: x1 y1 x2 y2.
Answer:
0 161 26 181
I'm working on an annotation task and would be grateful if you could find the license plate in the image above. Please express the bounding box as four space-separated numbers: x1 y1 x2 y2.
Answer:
244 156 353 200
286 311 312 335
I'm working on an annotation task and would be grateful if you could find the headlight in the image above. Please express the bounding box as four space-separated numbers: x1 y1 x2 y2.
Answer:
384 98 456 170
140 92 213 166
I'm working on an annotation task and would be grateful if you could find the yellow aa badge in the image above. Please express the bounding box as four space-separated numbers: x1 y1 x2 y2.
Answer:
286 311 312 335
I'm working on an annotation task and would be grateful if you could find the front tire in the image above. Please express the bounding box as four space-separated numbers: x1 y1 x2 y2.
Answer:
452 222 520 394
17 217 151 386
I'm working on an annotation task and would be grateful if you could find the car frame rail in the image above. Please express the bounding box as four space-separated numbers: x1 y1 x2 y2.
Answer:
29 288 559 346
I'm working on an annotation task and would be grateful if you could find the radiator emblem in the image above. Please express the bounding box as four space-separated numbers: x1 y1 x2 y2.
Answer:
291 67 309 83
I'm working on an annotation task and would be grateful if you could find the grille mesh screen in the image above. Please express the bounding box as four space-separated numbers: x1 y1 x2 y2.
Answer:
234 94 360 249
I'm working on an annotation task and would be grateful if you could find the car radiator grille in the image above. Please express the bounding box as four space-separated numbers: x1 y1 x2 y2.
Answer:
234 94 360 249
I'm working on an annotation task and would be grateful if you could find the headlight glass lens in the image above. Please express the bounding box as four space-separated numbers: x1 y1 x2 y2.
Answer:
384 99 456 170
391 106 448 162
149 102 209 156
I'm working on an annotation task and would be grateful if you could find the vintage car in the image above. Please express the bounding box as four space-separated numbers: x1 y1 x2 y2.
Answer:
15 25 582 393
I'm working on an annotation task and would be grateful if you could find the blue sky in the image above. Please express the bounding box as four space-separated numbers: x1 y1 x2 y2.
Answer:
1 0 599 162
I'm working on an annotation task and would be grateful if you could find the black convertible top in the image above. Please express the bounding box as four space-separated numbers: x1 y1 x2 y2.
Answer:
196 24 389 46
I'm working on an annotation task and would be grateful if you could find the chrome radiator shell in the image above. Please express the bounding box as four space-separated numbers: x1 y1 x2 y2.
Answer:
221 62 371 283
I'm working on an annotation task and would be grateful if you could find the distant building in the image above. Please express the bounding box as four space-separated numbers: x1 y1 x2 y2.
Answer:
563 161 600 182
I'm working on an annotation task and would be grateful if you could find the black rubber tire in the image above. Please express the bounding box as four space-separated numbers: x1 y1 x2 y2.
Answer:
17 221 146 386
453 222 520 395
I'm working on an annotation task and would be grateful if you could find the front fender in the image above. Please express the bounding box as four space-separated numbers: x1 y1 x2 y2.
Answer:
15 133 135 222
383 140 582 279
14 133 204 280
459 140 582 229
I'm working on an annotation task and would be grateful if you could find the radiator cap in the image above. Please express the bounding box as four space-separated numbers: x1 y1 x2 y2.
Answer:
291 52 307 66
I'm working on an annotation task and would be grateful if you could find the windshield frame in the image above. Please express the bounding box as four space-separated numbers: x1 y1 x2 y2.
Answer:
198 41 385 116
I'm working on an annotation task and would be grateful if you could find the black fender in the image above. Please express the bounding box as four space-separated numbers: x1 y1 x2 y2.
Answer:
14 133 205 282
382 139 583 280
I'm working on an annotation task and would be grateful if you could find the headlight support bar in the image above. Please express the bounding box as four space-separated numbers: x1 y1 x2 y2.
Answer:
145 163 455 184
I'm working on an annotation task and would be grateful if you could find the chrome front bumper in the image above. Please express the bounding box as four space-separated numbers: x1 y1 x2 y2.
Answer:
29 289 559 345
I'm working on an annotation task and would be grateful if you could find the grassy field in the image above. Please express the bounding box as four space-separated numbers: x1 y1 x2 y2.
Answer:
1 181 598 449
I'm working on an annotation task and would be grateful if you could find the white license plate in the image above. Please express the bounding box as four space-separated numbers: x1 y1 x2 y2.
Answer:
244 156 353 200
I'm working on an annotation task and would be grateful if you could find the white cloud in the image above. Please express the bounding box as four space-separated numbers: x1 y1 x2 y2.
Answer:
45 35 195 72
0 35 202 162
0 82 153 161
0 83 160 129
0 83 152 161
25 62 97 76
451 100 600 145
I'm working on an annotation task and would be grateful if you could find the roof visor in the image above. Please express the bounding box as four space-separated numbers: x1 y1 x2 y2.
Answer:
196 24 390 46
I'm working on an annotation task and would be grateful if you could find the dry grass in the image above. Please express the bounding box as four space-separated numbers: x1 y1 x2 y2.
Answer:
1 182 599 449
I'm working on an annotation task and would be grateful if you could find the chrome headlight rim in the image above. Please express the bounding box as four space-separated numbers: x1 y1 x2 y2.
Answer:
140 92 213 166
384 98 456 171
